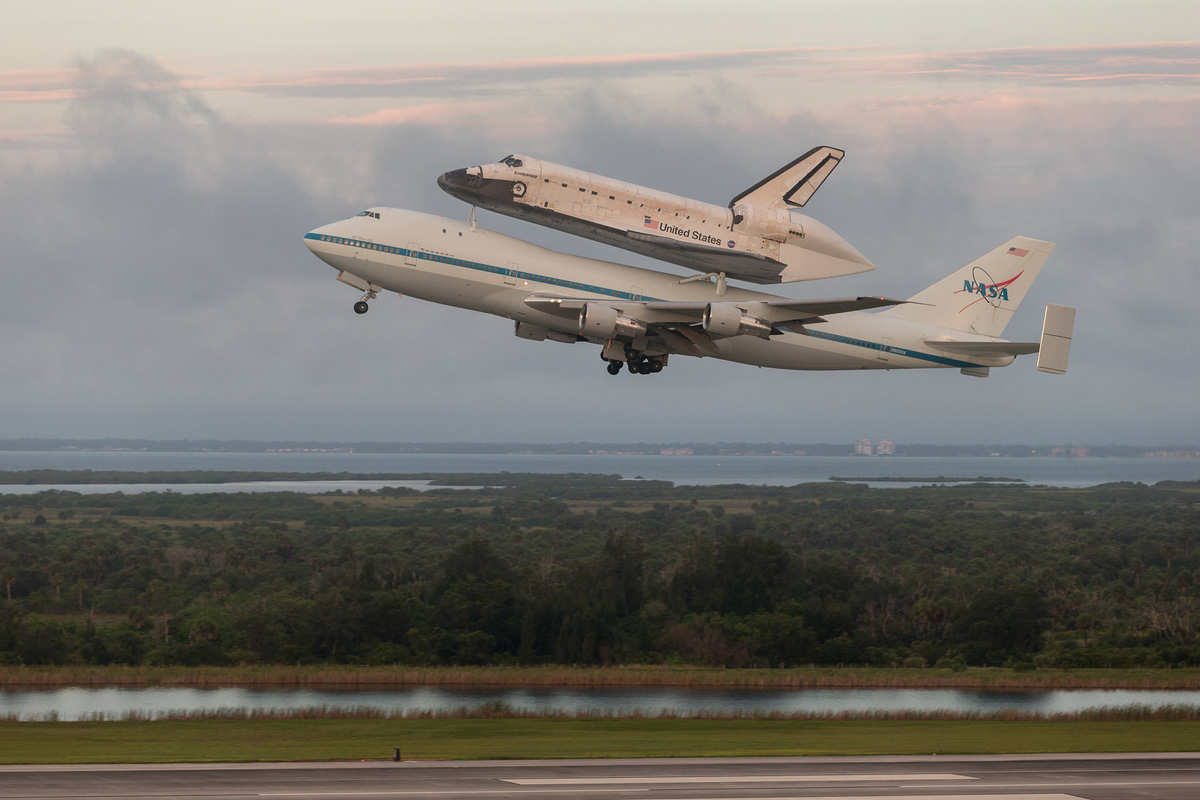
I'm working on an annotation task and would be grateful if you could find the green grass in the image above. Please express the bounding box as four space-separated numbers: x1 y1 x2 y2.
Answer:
5 664 1200 689
3 718 1200 764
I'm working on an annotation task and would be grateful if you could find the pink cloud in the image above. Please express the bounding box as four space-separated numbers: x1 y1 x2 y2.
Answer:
327 102 501 126
0 46 871 104
856 42 1200 86
1 42 1195 111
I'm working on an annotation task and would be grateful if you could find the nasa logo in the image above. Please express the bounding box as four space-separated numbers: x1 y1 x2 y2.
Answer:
726 240 735 248
955 267 1024 310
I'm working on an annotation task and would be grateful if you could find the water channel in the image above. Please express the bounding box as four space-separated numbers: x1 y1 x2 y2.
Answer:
4 686 1199 721
2 452 1198 491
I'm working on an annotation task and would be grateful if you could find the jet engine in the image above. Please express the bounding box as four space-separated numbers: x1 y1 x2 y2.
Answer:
702 302 774 339
578 304 647 340
730 204 803 243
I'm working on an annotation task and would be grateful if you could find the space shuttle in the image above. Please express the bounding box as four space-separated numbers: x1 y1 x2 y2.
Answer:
437 146 875 289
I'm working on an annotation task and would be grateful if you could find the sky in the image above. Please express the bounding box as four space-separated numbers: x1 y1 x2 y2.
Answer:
1 1 1198 445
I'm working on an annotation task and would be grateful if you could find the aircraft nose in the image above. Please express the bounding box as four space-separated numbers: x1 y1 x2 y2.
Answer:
303 222 342 258
436 169 460 190
437 167 484 200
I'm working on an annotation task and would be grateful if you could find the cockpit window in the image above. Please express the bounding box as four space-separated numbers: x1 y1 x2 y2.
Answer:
356 211 381 219
501 156 523 168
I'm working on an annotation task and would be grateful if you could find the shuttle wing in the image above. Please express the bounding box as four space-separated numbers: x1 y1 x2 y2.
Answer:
622 228 788 282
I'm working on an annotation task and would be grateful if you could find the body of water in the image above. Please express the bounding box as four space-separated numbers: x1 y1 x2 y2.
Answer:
2 686 1198 721
0 451 1197 492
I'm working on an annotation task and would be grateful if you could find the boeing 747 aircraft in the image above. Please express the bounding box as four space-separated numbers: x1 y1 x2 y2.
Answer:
437 147 875 288
303 208 1074 378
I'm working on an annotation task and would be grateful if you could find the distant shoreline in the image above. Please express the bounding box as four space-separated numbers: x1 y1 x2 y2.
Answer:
831 475 1026 483
1 438 1198 459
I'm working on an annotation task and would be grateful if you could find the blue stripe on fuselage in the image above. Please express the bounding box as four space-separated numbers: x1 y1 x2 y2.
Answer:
305 232 982 369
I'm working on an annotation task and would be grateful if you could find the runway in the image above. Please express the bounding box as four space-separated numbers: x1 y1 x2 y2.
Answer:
2 753 1199 800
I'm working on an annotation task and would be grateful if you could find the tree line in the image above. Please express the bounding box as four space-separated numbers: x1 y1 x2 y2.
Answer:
1 476 1198 669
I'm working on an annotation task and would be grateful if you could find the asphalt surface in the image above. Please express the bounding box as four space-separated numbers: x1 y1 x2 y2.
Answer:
2 753 1199 800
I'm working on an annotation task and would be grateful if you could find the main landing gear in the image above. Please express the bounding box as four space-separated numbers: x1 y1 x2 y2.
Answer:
604 349 666 376
627 358 664 375
353 288 378 315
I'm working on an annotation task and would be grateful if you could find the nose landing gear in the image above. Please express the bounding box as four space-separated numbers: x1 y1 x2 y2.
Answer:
353 288 378 315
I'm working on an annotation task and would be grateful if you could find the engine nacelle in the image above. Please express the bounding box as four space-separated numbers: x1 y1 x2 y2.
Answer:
514 321 577 343
731 203 803 243
578 303 647 340
702 302 774 340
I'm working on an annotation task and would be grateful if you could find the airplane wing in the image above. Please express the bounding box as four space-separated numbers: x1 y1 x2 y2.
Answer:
728 145 845 209
924 339 1040 356
524 295 907 356
526 295 903 323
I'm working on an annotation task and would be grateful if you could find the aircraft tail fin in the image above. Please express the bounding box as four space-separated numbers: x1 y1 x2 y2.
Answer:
728 146 844 210
880 237 1055 338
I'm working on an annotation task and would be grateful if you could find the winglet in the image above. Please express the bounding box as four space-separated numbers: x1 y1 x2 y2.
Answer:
728 146 845 210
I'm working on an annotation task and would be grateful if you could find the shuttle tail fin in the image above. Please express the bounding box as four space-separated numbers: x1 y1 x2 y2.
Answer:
728 146 844 210
880 237 1055 338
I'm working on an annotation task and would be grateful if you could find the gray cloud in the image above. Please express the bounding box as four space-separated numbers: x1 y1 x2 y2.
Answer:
1 52 1197 445
910 42 1200 86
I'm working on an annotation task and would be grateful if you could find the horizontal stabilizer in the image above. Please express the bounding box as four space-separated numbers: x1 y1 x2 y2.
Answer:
1037 303 1076 374
728 146 845 210
924 340 1040 357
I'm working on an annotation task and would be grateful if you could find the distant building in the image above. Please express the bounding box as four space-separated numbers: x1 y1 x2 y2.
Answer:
659 448 694 455
855 439 874 456
876 439 896 455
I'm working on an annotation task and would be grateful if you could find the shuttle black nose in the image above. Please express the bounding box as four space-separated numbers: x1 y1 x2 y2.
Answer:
436 169 461 191
437 168 483 202
438 166 518 204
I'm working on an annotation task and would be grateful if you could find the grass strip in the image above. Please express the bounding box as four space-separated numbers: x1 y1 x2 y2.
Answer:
3 718 1200 764
6 664 1200 689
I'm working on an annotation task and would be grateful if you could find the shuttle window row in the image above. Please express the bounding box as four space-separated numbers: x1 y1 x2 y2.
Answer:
355 211 381 219
501 156 524 167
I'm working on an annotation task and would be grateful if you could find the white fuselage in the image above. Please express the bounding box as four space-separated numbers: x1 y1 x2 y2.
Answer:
303 209 1010 373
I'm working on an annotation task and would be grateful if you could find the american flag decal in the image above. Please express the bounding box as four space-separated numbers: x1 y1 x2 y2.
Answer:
644 217 656 229
1007 247 1029 257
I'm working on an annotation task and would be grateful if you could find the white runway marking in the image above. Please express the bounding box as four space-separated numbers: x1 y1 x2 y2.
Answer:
650 796 1083 800
259 791 648 797
262 795 1080 800
504 772 974 785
